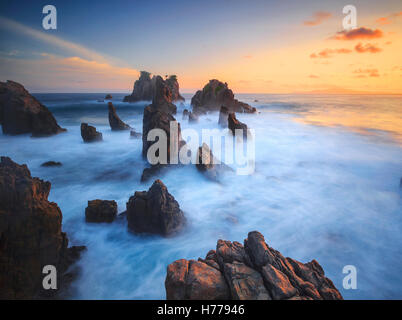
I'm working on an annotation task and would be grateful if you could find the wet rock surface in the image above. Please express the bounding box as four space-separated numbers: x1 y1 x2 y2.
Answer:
126 179 185 236
228 113 248 138
108 102 131 131
85 200 117 223
191 80 256 115
81 123 103 142
0 157 85 299
165 231 343 300
0 80 66 136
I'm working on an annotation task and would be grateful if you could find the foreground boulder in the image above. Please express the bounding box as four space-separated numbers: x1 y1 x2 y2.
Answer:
126 179 185 236
108 102 131 131
85 200 117 223
218 105 229 127
0 80 66 136
0 157 85 299
191 80 256 115
228 113 248 139
81 123 103 142
165 231 343 300
124 71 184 103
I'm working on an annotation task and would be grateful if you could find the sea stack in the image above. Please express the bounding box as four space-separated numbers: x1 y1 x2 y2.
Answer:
0 157 85 299
81 123 103 142
108 102 131 130
228 113 249 139
191 79 256 115
0 80 66 136
165 231 343 300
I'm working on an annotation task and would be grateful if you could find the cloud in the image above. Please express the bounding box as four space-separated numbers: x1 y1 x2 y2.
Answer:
333 27 383 40
353 68 380 77
303 11 332 26
308 74 319 78
376 11 402 25
354 43 382 53
310 48 352 58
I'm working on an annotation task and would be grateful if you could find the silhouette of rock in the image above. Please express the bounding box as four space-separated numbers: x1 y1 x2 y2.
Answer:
166 231 343 300
126 179 185 236
41 161 62 167
81 123 103 142
228 113 248 139
85 200 117 223
165 75 185 102
108 102 131 131
0 157 85 299
0 80 66 136
191 80 256 115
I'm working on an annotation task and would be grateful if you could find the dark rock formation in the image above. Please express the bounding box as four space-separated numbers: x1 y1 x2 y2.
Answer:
85 200 117 223
124 71 184 103
126 179 185 236
182 109 189 120
108 102 131 131
130 130 141 139
105 94 112 100
165 231 343 300
41 161 62 167
191 80 256 115
0 157 85 299
228 113 248 139
188 112 199 123
81 123 103 142
0 80 66 136
196 143 230 181
218 105 229 127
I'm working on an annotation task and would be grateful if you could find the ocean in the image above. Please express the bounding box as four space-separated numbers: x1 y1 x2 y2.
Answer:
1 93 401 299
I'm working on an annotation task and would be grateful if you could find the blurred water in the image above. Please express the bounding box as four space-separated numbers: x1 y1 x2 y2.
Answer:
1 93 401 299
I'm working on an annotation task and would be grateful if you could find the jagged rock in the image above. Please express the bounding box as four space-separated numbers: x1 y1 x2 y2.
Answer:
165 231 343 300
130 130 141 139
126 179 185 236
191 80 256 115
105 94 112 100
124 71 184 103
228 113 248 139
166 260 230 300
218 105 229 127
0 80 66 136
108 102 131 131
85 200 117 223
81 123 103 142
196 143 230 181
41 161 62 167
182 109 189 120
0 157 85 299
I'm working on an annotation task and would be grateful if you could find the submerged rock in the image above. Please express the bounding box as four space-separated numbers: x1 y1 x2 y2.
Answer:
85 200 117 223
188 111 199 123
126 179 185 236
41 161 62 167
124 71 184 103
191 80 256 115
130 130 141 139
0 157 85 299
182 109 189 120
165 231 343 300
0 80 66 136
108 102 131 131
218 105 229 127
228 113 248 139
81 123 103 142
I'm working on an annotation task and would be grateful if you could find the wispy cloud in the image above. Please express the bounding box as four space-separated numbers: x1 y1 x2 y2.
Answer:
354 43 382 53
333 27 383 41
310 48 352 59
376 11 402 25
353 68 380 78
303 11 332 26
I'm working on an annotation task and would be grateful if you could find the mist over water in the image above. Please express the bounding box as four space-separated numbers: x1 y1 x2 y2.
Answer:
1 93 401 299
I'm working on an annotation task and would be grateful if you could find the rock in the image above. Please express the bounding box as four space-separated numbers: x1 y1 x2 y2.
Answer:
400 177 402 188
165 231 343 300
188 112 199 123
228 113 248 139
108 102 131 131
218 105 229 127
0 157 85 299
191 80 256 115
254 99 258 102
124 71 184 103
0 80 66 136
130 130 141 139
196 143 230 181
126 179 185 236
105 94 112 100
41 161 62 167
81 123 103 142
182 109 189 120
85 200 117 223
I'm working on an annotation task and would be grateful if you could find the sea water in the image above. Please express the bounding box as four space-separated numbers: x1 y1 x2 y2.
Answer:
1 93 401 299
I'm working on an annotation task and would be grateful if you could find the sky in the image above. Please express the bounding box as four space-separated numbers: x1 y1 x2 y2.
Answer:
0 0 401 94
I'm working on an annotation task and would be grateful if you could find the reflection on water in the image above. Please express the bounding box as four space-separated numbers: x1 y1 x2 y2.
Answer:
0 93 401 300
